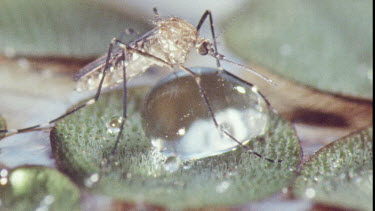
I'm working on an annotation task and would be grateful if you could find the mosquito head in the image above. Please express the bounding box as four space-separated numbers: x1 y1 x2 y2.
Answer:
196 40 210 55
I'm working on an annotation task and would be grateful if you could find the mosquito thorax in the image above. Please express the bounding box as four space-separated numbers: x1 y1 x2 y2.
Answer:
156 17 198 64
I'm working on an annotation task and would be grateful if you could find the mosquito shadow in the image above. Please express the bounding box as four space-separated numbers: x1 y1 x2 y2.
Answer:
291 108 349 127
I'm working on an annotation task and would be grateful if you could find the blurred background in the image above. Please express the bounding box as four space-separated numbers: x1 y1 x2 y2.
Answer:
0 0 372 210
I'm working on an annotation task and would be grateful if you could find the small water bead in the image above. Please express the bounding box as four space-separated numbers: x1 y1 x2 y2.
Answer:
84 173 100 188
182 161 193 170
0 169 8 178
106 116 124 134
0 178 7 186
304 188 316 198
0 169 7 185
163 156 181 173
142 67 270 161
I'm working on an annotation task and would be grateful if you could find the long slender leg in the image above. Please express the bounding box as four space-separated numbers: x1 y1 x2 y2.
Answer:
196 10 221 68
0 38 118 135
222 70 272 106
108 45 278 162
114 39 173 69
111 39 279 162
179 65 280 163
209 53 277 86
110 49 127 155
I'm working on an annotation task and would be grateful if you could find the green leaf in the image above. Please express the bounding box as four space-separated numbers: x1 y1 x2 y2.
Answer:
224 0 372 98
0 0 150 57
293 127 373 211
51 84 302 209
0 166 81 211
0 115 5 139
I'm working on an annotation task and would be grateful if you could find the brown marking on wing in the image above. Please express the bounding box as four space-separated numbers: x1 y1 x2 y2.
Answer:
73 48 121 81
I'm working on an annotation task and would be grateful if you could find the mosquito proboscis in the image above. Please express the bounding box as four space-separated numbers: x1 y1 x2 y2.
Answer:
0 8 280 163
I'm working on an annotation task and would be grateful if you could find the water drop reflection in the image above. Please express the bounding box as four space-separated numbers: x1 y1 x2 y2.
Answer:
142 67 270 161
163 156 181 173
84 173 100 188
106 116 123 134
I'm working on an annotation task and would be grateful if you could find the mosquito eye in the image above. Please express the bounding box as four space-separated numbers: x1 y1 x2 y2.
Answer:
197 41 209 55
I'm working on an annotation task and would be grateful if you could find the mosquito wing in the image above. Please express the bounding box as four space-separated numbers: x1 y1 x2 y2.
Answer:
74 28 159 92
73 48 122 82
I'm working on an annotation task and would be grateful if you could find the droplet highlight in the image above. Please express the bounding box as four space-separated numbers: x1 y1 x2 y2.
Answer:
305 187 316 198
106 116 123 134
84 173 100 188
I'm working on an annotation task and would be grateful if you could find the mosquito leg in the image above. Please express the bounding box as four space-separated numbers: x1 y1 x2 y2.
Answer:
195 10 277 87
179 65 280 163
0 38 118 135
221 70 272 107
196 10 221 68
195 11 277 86
110 49 127 155
109 39 280 162
114 39 174 69
209 53 277 86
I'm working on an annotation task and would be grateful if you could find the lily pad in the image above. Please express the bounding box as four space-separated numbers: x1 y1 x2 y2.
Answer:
0 166 81 211
293 127 373 211
51 69 302 209
224 0 372 98
0 115 5 139
0 0 150 58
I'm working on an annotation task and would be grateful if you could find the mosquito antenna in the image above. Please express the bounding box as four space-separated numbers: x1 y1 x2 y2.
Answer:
152 7 161 21
210 53 277 86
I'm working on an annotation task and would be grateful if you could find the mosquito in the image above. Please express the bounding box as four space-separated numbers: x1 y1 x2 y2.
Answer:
0 8 279 163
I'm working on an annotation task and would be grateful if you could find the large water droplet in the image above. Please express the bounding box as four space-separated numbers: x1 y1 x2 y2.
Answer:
142 67 270 161
106 116 123 134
